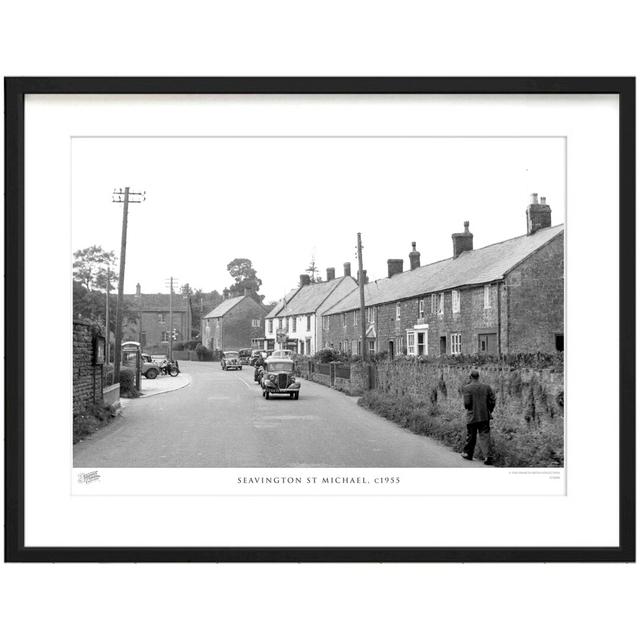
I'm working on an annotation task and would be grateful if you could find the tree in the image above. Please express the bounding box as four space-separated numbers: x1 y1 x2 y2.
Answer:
73 245 117 292
305 255 323 283
226 258 264 301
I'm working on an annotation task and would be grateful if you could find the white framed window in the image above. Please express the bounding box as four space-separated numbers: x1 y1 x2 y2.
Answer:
435 292 444 315
251 318 260 328
367 306 375 324
278 318 283 329
161 331 168 343
396 303 401 321
484 284 492 309
285 317 290 331
368 339 376 355
398 335 405 354
452 290 460 314
451 333 462 355
267 319 273 333
291 316 297 332
430 294 437 314
407 330 416 355
353 309 358 326
306 314 311 331
158 312 166 323
419 298 425 317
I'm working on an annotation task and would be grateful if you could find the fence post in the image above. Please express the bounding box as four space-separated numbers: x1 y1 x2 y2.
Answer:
330 362 336 387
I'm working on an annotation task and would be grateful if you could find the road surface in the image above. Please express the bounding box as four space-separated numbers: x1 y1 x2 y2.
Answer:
74 361 483 468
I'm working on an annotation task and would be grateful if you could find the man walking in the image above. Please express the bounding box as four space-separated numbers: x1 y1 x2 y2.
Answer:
461 369 496 465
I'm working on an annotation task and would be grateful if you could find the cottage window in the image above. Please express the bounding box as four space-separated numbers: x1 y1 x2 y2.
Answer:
396 303 401 321
353 310 358 326
368 339 376 356
278 318 283 330
451 333 462 355
398 335 406 354
452 290 460 314
251 318 260 328
292 316 297 332
484 285 492 309
419 298 425 318
435 293 444 315
306 314 311 331
158 313 165 323
407 331 416 355
430 294 437 314
367 306 375 324
267 319 273 333
161 331 169 343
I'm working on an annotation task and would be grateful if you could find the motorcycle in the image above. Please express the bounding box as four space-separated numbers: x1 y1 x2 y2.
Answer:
160 359 180 377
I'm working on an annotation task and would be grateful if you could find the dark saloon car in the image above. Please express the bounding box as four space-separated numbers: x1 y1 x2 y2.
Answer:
221 351 242 371
261 357 301 400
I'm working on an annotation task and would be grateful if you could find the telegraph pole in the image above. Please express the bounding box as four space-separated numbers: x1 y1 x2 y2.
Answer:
105 268 111 367
357 232 368 362
112 187 145 382
165 277 179 360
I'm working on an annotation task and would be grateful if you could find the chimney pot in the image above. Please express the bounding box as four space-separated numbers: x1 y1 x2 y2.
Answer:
530 193 539 205
358 269 368 285
540 196 546 204
326 267 335 281
526 195 552 235
299 274 311 287
452 221 473 258
135 283 141 297
409 242 421 270
343 261 352 277
387 258 404 278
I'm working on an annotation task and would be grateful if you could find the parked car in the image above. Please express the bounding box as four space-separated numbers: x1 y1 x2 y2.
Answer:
261 357 300 400
221 351 242 371
271 349 294 359
249 349 267 366
238 348 253 364
140 353 162 379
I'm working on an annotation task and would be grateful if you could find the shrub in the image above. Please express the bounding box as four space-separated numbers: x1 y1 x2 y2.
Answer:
73 404 113 443
103 364 115 386
174 341 185 351
119 368 139 398
195 344 213 361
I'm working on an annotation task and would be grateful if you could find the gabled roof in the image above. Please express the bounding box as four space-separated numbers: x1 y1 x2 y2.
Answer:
325 225 564 314
277 276 357 316
204 295 249 318
266 288 298 319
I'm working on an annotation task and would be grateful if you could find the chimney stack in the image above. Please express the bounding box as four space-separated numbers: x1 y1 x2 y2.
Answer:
343 262 352 277
326 267 335 281
299 274 311 287
358 269 368 285
387 259 404 278
135 283 141 297
526 193 552 235
409 242 421 270
452 221 473 258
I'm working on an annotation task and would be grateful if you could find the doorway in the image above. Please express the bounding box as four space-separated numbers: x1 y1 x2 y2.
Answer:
439 336 447 355
478 333 498 355
388 340 394 358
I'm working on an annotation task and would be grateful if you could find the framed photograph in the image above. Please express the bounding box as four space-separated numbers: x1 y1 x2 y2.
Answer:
4 77 635 562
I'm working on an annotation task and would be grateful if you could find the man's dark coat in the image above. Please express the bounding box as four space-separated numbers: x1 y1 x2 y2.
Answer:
462 380 496 424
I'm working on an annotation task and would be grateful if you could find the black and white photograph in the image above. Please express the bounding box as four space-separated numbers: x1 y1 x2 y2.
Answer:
71 135 565 473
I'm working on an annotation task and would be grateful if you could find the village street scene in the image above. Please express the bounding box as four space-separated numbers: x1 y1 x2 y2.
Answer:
72 137 565 469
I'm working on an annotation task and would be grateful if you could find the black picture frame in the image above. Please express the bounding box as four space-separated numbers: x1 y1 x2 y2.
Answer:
4 77 635 563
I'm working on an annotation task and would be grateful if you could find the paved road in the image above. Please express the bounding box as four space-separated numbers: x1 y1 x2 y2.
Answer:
74 361 483 468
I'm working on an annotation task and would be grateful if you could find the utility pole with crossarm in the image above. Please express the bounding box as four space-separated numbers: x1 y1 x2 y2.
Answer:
111 187 145 382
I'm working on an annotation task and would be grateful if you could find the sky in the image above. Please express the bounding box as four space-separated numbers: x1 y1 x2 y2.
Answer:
72 136 565 304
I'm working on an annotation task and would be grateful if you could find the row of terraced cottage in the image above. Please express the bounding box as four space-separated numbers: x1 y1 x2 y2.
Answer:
260 194 564 358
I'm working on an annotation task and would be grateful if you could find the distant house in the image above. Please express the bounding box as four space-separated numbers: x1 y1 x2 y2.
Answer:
321 194 564 357
201 295 267 352
122 284 190 354
264 266 358 355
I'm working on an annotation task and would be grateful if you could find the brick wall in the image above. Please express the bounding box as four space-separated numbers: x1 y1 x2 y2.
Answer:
505 233 564 353
73 320 103 415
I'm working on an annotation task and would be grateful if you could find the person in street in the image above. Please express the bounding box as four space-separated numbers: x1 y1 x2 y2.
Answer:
461 369 496 465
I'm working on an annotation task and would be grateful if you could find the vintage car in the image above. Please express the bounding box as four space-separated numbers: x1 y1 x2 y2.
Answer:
238 348 253 364
261 357 300 400
140 353 162 379
221 350 242 371
121 342 162 379
271 349 294 359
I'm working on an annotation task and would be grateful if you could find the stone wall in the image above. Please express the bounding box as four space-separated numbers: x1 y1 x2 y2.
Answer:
73 320 104 415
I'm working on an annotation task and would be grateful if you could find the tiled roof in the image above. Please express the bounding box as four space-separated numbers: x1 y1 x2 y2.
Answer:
203 296 247 318
123 293 188 312
278 277 355 316
266 289 298 318
325 225 564 314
